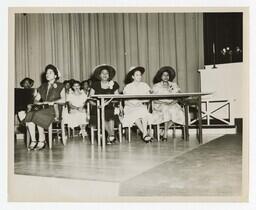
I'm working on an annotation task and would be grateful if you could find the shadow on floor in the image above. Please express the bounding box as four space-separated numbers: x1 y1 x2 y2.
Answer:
119 134 242 196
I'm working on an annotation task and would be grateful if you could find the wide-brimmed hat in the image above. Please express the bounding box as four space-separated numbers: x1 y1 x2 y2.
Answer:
126 66 145 81
153 66 176 84
93 64 116 80
20 77 34 88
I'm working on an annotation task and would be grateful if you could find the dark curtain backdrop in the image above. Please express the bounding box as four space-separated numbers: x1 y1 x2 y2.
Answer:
15 13 204 91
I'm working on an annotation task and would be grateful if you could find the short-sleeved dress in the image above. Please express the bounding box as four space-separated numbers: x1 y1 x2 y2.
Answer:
66 90 88 128
89 81 119 126
122 82 152 127
151 81 185 125
25 82 64 129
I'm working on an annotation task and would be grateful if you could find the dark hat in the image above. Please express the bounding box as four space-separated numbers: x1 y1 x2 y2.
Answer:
45 64 61 80
126 66 145 81
153 66 176 84
93 64 116 80
20 77 34 88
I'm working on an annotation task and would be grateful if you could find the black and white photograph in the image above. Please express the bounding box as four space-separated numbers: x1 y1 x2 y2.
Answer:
9 7 249 202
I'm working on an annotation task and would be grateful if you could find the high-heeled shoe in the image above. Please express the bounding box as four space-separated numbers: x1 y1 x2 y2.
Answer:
161 137 168 142
79 129 88 138
142 135 152 143
28 141 37 151
107 135 116 145
34 141 46 151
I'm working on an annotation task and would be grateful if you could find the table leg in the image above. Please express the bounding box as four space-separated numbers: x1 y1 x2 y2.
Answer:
198 96 203 144
97 100 101 146
101 98 106 148
184 103 189 141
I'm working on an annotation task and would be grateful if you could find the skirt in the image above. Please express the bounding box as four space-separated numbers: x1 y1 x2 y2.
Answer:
152 103 185 125
66 109 88 128
122 105 152 127
25 106 55 129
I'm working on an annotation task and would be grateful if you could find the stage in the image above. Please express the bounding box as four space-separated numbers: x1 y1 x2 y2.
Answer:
13 133 242 200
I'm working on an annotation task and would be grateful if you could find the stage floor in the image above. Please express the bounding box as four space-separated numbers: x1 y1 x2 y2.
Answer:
14 133 242 198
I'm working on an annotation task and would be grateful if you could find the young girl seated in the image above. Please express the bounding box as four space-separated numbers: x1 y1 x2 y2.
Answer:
122 66 152 143
66 80 88 138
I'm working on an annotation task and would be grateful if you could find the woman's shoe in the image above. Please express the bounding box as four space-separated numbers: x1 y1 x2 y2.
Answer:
28 141 37 151
80 129 88 138
161 137 168 142
107 135 116 145
142 135 152 143
34 141 46 151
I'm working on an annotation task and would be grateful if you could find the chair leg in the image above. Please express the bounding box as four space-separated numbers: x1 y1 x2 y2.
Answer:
26 128 30 148
67 126 71 138
128 127 131 143
149 124 153 138
118 124 122 143
91 127 95 145
172 124 176 138
181 126 185 139
61 121 67 145
48 124 53 149
156 124 160 142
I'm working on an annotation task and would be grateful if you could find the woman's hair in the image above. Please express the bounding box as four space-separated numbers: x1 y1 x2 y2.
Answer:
45 64 59 80
63 80 70 85
81 80 89 86
71 80 81 91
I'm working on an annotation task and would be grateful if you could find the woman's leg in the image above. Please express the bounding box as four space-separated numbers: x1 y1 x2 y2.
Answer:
34 125 46 150
105 119 115 136
80 124 87 138
37 125 45 142
26 122 36 142
141 118 149 137
135 119 146 136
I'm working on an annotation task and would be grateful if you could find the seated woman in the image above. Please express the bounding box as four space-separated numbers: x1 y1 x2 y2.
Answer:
152 66 185 141
23 64 65 150
63 80 72 95
89 64 120 144
62 79 73 124
81 79 91 97
20 77 34 89
66 80 88 138
17 77 35 121
122 66 152 143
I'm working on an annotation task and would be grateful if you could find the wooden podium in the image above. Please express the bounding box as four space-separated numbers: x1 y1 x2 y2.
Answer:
198 62 244 127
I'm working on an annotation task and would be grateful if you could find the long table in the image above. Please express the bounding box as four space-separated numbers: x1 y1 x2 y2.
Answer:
91 92 211 148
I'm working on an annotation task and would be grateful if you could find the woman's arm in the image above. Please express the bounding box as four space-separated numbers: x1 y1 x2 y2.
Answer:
53 88 66 104
89 88 97 106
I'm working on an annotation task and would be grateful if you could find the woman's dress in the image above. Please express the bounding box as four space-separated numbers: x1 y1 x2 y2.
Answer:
122 82 152 127
152 81 185 125
66 90 88 128
25 82 64 129
89 81 119 126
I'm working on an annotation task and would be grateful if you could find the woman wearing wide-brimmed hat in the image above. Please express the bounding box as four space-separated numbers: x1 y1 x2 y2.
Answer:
152 66 185 141
89 64 120 144
20 77 34 89
23 64 65 150
122 66 152 143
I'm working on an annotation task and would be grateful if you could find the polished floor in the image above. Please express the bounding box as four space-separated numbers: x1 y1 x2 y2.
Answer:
14 132 242 197
119 134 242 196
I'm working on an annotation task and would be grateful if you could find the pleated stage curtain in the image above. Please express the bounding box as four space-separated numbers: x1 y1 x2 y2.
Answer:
15 13 204 91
